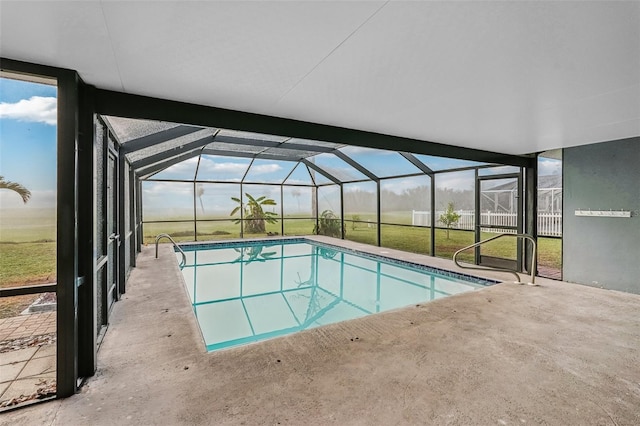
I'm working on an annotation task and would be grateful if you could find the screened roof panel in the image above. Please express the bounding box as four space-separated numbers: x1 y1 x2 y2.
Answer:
309 168 332 185
105 116 185 143
478 165 521 176
151 157 198 180
196 155 252 182
126 128 216 162
339 146 421 177
411 154 488 171
283 138 344 149
205 142 266 153
261 147 318 158
243 158 297 183
216 129 289 143
309 153 369 182
284 163 313 185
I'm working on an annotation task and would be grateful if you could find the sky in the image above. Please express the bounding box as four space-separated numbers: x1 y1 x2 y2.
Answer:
0 77 57 209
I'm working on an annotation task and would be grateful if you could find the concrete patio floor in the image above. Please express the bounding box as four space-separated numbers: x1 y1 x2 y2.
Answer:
5 237 640 425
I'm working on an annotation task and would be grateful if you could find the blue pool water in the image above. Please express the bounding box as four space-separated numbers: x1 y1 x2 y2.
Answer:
177 239 495 352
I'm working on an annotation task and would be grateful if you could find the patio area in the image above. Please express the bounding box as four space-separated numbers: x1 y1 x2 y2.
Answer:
4 239 640 425
0 312 56 409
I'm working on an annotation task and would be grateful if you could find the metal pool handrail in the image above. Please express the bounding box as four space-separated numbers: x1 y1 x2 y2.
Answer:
453 233 537 285
155 233 187 268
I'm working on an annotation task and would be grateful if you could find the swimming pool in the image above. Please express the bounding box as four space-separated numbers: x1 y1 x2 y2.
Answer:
177 239 496 352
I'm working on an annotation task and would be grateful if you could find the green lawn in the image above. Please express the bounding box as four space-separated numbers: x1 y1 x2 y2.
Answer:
1 209 57 317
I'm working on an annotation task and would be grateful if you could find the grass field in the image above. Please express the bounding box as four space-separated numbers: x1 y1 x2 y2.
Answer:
1 208 57 317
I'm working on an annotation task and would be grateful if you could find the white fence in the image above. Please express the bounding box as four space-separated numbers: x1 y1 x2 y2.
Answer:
411 210 562 237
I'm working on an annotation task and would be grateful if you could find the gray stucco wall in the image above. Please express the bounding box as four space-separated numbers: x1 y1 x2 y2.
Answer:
563 137 640 293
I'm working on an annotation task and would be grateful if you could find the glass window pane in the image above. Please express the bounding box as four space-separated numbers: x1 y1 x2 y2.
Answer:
151 157 198 181
142 181 194 221
243 159 296 183
143 221 194 243
318 185 341 216
339 146 421 177
283 218 316 236
538 149 562 279
380 175 430 225
196 220 241 241
344 181 377 221
283 186 313 217
196 155 252 182
308 153 368 182
434 170 474 261
239 184 281 236
480 178 518 214
344 181 377 245
195 183 241 220
283 163 313 185
380 224 430 255
478 165 520 176
310 168 332 185
412 154 488 171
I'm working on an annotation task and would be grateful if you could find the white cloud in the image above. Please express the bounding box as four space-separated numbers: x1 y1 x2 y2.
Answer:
538 158 562 176
158 157 198 176
204 161 248 173
434 173 474 191
0 96 57 125
250 164 281 174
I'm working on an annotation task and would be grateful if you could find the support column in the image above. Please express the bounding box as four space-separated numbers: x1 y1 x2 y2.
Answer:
525 160 538 274
376 181 381 246
56 70 80 397
117 155 126 296
77 82 97 378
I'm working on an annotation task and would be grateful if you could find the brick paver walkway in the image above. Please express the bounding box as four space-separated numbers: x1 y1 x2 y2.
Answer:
0 312 56 342
0 312 57 409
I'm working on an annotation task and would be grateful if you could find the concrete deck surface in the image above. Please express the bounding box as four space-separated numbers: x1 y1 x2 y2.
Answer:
6 237 640 425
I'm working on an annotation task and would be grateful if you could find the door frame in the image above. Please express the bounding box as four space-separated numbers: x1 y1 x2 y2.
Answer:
474 171 524 271
106 147 120 308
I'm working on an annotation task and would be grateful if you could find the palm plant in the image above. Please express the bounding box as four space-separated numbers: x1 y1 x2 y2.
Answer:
314 209 343 238
0 176 31 203
230 193 278 233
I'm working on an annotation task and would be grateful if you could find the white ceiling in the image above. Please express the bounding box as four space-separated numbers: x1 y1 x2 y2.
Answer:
1 1 638 155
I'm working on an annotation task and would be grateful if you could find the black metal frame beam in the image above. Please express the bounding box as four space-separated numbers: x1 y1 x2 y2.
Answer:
301 159 341 185
0 283 57 297
94 89 534 167
334 150 379 181
119 125 204 154
399 152 434 175
131 135 215 169
137 150 202 178
201 148 301 162
213 135 337 154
